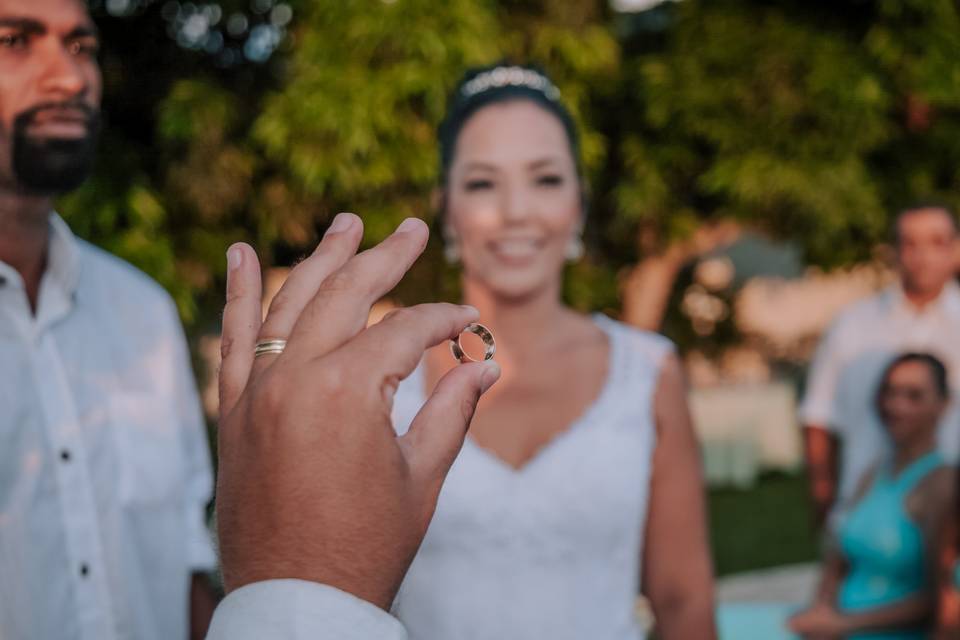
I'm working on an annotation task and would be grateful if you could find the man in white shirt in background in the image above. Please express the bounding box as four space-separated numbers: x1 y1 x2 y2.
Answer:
0 0 218 638
801 203 960 529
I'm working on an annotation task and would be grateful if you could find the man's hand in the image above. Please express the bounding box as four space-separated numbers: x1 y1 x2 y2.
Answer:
215 213 500 610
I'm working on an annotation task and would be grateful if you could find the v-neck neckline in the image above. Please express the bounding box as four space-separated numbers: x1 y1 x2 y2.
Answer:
884 450 941 485
414 313 623 476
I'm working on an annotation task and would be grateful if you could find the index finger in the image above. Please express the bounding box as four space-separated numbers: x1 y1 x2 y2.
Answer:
341 303 481 383
219 243 263 418
286 217 430 361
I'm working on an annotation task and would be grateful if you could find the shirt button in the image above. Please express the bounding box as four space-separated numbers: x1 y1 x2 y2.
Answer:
79 563 89 577
60 450 71 462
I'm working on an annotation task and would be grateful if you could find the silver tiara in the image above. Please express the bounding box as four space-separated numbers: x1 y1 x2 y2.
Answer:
460 66 562 102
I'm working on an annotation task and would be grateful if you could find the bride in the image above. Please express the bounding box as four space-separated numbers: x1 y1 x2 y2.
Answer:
390 64 717 639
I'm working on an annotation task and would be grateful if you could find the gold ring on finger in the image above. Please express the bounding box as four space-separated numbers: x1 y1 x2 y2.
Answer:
254 339 287 358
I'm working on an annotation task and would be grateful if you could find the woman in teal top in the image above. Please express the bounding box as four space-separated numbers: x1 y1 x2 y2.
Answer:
790 353 956 639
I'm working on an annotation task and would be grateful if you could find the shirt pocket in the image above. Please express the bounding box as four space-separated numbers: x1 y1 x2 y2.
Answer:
109 391 185 507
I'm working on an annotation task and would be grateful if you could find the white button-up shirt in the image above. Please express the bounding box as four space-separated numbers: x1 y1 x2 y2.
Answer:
800 281 960 509
0 214 216 640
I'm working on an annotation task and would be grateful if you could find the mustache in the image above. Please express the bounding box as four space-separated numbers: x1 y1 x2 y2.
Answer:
14 101 101 132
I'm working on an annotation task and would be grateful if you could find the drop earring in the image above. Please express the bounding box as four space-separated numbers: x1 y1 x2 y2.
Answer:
566 231 585 262
443 229 461 264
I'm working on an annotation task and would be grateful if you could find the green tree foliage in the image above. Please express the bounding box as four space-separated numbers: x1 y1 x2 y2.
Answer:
608 0 960 339
612 0 960 268
59 0 960 343
617 5 890 266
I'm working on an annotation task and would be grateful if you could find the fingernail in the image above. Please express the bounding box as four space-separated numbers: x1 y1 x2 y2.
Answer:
461 305 479 317
396 217 424 234
227 245 243 271
325 212 354 236
479 361 501 394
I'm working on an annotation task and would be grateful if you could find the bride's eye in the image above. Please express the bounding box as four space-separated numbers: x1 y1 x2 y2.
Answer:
536 174 564 188
464 179 494 192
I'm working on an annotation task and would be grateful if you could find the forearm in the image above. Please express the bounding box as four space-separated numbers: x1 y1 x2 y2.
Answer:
644 358 718 639
808 471 835 520
937 531 960 634
916 467 960 639
652 590 717 640
803 425 837 526
937 584 960 637
839 594 933 635
814 549 845 605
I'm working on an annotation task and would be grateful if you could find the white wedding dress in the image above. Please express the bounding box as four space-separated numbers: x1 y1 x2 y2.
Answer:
390 314 672 640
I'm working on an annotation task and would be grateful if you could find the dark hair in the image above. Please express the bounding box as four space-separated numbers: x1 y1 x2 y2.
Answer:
877 352 951 404
893 200 959 246
437 63 581 187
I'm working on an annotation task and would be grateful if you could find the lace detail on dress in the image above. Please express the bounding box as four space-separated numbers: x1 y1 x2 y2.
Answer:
390 315 673 640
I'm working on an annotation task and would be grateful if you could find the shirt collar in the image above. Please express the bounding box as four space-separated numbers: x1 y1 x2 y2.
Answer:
0 212 82 337
884 280 960 318
46 212 82 300
0 212 81 294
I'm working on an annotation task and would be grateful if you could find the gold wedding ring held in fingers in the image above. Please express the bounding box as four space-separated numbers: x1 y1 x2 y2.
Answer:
254 339 287 358
450 323 496 363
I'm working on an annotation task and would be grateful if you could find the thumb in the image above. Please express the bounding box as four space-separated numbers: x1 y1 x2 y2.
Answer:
400 360 501 491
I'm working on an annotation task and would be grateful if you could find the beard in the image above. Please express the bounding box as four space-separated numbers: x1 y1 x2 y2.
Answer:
11 102 101 195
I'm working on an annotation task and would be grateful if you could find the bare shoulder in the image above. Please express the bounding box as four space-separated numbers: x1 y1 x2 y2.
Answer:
916 465 957 504
599 314 673 353
652 352 690 439
906 464 957 525
656 352 685 390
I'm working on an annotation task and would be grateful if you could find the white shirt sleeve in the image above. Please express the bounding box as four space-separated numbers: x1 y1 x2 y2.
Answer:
799 316 848 432
206 580 408 640
167 301 218 571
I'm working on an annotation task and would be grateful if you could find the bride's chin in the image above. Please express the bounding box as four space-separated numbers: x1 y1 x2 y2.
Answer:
469 274 557 305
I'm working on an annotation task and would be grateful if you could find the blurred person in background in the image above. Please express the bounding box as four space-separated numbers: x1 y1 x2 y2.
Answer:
388 63 716 639
935 464 960 638
801 204 960 530
936 512 960 637
0 0 218 638
790 353 956 639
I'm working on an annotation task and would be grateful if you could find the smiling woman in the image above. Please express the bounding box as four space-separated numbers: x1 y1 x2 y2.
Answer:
386 64 718 640
791 353 956 639
442 97 582 300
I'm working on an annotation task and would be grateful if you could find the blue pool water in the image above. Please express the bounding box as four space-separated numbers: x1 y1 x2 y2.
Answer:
717 602 801 640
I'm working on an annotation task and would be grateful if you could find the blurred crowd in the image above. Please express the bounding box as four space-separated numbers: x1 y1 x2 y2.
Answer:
2 0 960 639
